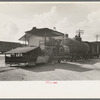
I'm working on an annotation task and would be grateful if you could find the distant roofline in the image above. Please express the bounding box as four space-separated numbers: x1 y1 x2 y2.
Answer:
0 41 21 44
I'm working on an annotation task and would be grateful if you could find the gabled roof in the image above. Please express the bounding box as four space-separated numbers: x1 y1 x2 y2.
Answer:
19 27 64 41
5 46 39 54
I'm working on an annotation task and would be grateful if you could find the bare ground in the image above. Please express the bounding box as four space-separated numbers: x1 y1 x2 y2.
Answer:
0 56 100 81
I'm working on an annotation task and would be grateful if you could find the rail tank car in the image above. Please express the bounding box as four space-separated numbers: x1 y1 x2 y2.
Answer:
60 34 89 61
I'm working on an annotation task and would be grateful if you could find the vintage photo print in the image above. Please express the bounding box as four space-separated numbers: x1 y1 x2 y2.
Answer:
0 1 100 98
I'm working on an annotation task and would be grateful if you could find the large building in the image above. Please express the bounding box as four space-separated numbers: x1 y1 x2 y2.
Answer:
19 27 64 47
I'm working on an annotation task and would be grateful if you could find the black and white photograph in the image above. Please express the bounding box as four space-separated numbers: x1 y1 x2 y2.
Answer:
1 1 100 98
0 2 100 81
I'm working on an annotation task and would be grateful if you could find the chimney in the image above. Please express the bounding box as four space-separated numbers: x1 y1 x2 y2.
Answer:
65 34 68 38
53 27 56 31
33 27 37 30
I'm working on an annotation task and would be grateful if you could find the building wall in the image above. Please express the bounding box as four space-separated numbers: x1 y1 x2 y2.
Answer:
28 35 63 47
28 35 44 46
54 36 63 40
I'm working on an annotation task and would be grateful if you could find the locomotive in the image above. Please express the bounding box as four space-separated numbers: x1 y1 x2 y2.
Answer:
45 33 100 62
60 34 89 61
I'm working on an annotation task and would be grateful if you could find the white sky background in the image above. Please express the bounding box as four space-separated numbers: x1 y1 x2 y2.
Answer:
0 2 100 42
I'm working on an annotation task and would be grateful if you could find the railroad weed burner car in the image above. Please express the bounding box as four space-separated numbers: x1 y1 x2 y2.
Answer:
5 46 48 66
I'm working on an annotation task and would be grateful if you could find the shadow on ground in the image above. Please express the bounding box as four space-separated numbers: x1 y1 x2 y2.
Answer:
18 62 93 73
76 58 100 65
0 67 18 73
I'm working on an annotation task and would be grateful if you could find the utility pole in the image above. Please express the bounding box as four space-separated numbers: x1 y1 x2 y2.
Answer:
76 29 84 37
95 34 99 41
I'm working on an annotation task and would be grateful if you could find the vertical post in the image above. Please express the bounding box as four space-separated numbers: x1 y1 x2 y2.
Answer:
97 43 99 54
78 29 80 37
96 35 99 41
76 29 84 37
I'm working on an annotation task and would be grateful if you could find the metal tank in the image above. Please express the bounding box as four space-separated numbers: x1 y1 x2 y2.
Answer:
60 34 89 55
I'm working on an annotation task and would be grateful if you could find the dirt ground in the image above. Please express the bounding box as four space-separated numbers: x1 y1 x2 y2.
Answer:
0 55 100 81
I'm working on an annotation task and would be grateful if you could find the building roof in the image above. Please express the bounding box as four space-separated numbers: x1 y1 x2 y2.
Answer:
0 41 21 44
5 46 39 54
19 27 64 41
0 41 23 53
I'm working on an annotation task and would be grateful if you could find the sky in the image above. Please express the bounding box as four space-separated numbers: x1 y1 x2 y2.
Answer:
0 2 100 42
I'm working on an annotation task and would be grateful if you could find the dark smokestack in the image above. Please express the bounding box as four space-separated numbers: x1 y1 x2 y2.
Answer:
53 27 56 31
65 34 68 38
33 27 37 30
